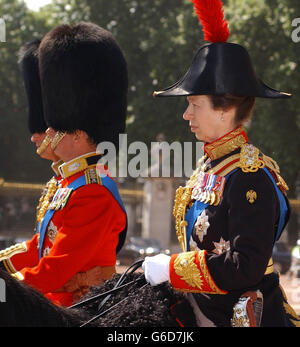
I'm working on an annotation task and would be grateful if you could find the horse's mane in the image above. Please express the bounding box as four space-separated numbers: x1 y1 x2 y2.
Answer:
79 272 185 327
0 268 89 327
0 269 187 327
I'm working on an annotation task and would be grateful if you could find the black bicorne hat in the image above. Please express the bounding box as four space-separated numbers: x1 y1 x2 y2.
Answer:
18 39 47 133
39 22 128 148
154 0 291 99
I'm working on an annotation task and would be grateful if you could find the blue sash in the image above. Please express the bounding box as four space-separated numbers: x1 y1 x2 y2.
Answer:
262 167 288 242
185 169 237 251
37 174 127 259
184 167 288 251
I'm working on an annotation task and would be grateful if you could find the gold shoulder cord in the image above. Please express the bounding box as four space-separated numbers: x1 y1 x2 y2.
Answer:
173 155 207 251
36 177 59 225
261 154 289 192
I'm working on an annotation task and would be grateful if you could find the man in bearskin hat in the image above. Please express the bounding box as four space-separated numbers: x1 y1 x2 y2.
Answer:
19 38 63 222
0 22 128 307
143 0 300 327
0 39 63 277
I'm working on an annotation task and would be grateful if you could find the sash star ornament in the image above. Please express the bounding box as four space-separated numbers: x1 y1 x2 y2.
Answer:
212 237 230 255
194 210 210 242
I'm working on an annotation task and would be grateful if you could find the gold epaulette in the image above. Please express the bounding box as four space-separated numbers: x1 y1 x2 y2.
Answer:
207 144 289 193
84 167 102 185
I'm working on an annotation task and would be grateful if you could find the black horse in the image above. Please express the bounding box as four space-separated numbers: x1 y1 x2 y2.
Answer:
0 263 194 327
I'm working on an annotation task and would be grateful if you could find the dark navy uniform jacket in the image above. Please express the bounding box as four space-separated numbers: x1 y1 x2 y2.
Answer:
170 126 299 327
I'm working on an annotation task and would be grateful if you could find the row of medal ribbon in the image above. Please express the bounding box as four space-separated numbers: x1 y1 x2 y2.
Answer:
191 171 226 206
49 187 73 211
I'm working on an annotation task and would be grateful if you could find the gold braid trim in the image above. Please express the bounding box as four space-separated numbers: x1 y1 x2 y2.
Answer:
197 251 227 295
0 242 27 275
206 154 240 176
173 187 192 252
36 177 59 224
174 251 204 289
2 258 17 275
51 131 66 150
279 284 300 326
36 135 51 155
173 155 207 251
204 126 246 160
0 242 27 261
262 154 289 192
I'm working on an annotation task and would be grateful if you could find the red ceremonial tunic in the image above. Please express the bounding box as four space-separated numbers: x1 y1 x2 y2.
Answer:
0 153 126 307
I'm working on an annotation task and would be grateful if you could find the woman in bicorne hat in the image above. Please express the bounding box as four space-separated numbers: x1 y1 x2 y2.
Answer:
143 0 299 327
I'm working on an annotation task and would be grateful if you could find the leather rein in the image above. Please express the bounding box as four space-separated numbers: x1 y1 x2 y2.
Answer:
69 260 147 327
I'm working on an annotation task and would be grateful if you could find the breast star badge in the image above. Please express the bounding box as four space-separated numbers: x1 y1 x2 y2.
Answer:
212 237 230 255
47 221 58 244
194 210 210 242
246 190 257 204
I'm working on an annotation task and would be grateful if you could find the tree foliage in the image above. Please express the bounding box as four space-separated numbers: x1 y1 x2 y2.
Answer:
0 0 52 182
0 0 299 193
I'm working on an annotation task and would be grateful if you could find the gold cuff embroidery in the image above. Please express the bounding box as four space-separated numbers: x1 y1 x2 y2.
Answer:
0 242 27 262
171 251 228 294
174 251 204 290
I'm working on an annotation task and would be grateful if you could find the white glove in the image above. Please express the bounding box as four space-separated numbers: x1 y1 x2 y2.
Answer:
142 253 171 286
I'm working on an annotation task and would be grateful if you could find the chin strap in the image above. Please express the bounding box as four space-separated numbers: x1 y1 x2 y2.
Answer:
36 135 51 155
51 131 66 150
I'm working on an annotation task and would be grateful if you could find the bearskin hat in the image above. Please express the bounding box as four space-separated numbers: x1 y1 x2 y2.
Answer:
39 22 128 148
18 39 47 134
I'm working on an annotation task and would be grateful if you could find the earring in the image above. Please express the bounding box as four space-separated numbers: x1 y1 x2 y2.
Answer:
221 112 224 121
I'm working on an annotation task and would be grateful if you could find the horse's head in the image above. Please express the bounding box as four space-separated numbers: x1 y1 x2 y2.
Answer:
0 268 88 327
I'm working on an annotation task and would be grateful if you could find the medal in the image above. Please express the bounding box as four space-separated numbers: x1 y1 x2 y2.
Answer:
192 170 225 206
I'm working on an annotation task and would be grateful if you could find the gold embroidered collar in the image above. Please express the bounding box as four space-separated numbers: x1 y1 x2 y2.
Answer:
58 152 100 179
204 126 248 161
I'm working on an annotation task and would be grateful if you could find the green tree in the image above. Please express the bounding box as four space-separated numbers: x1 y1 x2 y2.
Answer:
0 0 299 241
0 0 52 183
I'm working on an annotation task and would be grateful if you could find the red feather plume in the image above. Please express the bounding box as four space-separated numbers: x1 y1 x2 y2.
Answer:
191 0 230 43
